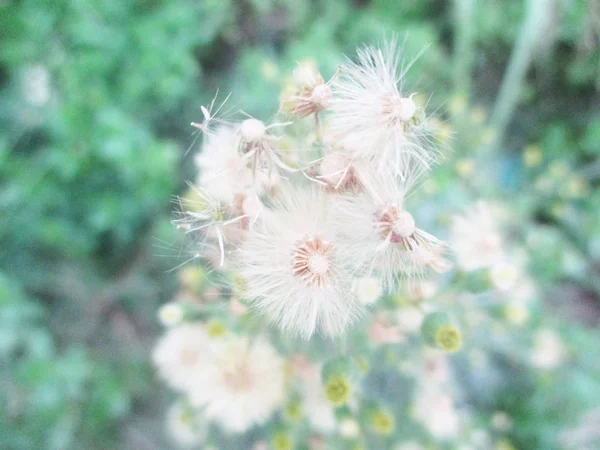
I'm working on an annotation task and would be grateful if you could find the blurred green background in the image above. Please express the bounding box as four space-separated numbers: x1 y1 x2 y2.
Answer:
1 0 599 449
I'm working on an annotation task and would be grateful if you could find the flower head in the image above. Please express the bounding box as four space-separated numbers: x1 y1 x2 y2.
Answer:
335 172 447 290
451 201 505 271
152 323 213 392
188 335 285 432
328 39 442 179
238 187 362 338
280 63 332 117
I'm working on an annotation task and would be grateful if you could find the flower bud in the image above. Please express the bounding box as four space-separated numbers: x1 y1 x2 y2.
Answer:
395 97 417 122
361 404 395 436
205 319 227 338
321 356 360 406
421 312 462 352
240 119 266 142
393 210 415 238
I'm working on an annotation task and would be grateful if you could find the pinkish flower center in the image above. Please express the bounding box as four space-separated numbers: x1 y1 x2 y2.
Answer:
375 205 416 245
292 236 333 287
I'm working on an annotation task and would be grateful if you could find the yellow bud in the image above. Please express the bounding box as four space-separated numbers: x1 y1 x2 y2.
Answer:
324 375 351 406
370 409 395 435
435 325 462 352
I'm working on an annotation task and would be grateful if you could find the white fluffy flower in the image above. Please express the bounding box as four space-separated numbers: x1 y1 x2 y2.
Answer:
328 39 441 178
335 174 446 290
188 335 285 432
166 402 206 448
451 201 505 271
194 125 253 204
238 187 362 338
152 323 213 392
158 302 185 327
489 262 519 291
413 387 460 440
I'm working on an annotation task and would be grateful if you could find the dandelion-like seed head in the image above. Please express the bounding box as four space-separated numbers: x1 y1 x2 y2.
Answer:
311 83 332 109
319 152 361 191
292 236 333 287
375 204 416 242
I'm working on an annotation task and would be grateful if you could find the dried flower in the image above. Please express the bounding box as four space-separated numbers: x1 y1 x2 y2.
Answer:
237 187 362 338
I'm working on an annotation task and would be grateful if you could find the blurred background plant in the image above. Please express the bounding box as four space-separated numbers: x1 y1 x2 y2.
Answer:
0 0 599 449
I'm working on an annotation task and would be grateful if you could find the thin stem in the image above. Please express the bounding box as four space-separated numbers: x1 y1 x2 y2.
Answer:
490 0 553 148
453 0 476 99
314 112 322 144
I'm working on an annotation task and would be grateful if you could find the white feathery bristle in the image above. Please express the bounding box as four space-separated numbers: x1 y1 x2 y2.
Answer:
237 187 363 338
240 118 267 142
450 201 505 271
334 172 446 291
328 39 442 181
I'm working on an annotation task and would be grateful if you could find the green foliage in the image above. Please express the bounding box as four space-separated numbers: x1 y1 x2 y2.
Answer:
0 0 599 448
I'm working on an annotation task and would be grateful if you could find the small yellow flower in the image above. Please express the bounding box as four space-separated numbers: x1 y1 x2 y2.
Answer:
435 325 462 352
370 409 395 435
324 375 351 406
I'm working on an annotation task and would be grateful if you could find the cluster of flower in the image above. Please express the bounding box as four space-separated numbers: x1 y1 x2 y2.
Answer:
152 40 477 448
177 39 450 340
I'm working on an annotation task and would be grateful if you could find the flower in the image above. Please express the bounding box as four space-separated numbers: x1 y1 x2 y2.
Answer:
152 323 213 392
194 125 255 204
328 39 441 179
451 202 505 271
334 172 446 290
489 262 519 291
299 368 337 433
173 186 248 266
188 335 285 432
280 62 332 117
158 302 185 327
530 329 567 369
413 387 460 440
237 187 362 338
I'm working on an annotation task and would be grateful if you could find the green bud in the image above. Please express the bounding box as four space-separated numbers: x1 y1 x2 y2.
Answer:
421 312 462 352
